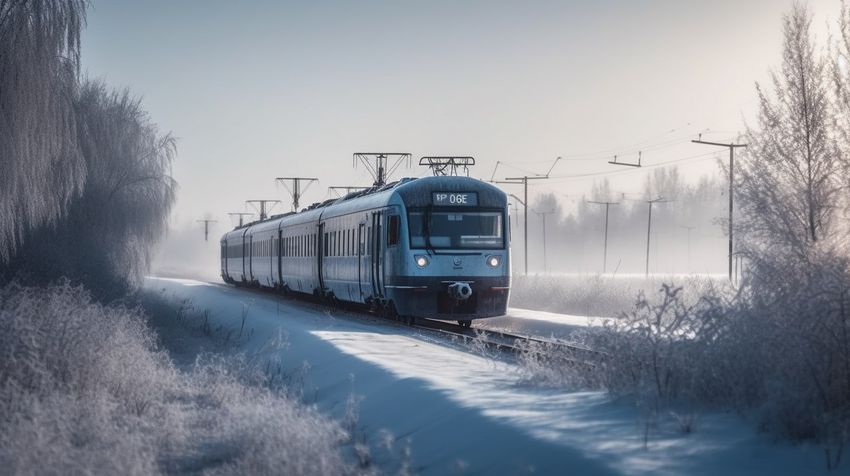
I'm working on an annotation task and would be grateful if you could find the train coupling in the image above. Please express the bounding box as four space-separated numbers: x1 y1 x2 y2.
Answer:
447 282 473 301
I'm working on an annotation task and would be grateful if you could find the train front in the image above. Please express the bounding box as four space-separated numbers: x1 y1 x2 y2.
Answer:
388 176 510 323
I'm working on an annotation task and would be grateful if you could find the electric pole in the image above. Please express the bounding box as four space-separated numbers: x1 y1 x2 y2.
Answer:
533 209 555 274
692 137 747 280
354 153 411 186
679 225 695 273
196 219 217 242
491 157 561 275
276 177 318 212
643 197 671 277
245 200 280 221
227 212 254 227
587 200 620 273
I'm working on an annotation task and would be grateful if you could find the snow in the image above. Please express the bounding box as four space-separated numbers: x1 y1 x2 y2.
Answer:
475 307 608 339
145 277 830 475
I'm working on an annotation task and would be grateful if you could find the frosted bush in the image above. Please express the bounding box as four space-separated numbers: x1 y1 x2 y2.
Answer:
0 282 360 475
509 274 720 317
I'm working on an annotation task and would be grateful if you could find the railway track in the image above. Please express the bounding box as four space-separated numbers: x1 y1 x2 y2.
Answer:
209 281 601 365
410 317 602 366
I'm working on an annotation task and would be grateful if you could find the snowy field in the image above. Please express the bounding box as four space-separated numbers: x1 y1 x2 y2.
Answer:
145 277 828 475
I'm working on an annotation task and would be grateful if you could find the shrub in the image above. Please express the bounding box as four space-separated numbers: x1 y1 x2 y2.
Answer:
0 282 359 475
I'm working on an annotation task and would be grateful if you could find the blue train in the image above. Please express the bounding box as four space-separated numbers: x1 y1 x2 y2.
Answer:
220 176 510 326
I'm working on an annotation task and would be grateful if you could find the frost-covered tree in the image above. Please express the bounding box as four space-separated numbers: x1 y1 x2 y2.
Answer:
0 0 87 261
70 80 177 288
738 4 846 252
4 81 177 296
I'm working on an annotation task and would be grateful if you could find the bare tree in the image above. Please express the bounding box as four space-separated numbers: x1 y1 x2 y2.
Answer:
737 4 846 253
0 0 88 261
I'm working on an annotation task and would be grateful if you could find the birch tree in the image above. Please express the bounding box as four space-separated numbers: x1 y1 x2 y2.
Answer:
737 4 845 253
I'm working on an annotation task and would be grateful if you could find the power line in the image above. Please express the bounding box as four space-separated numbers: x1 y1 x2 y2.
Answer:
537 150 722 184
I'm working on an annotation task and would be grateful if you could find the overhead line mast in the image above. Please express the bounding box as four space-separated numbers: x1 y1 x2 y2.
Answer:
491 156 561 276
245 200 280 221
354 153 411 186
196 219 217 241
227 212 254 227
276 177 318 212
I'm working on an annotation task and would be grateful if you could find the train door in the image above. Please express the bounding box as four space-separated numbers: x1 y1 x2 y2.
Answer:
248 235 254 283
357 223 366 300
317 222 325 292
277 230 282 285
241 236 247 282
370 211 384 297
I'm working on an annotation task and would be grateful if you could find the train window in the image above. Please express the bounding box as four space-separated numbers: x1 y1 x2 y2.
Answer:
408 210 504 249
323 232 328 257
387 215 400 246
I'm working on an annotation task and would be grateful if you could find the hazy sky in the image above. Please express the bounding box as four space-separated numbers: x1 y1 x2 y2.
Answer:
81 0 841 230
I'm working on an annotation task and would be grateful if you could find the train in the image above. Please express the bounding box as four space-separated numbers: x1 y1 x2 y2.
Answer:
220 175 510 326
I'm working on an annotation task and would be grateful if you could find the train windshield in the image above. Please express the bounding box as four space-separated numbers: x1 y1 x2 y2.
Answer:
408 210 504 249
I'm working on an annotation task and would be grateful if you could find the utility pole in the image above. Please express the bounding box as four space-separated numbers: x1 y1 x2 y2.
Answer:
245 200 280 221
643 197 671 277
586 200 619 273
276 177 318 212
227 212 253 227
692 137 747 280
533 209 555 274
196 219 217 242
492 157 561 275
354 153 411 187
328 186 368 198
679 225 695 273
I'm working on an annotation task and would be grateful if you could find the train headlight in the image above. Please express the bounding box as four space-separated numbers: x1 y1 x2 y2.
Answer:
487 255 500 267
415 255 430 268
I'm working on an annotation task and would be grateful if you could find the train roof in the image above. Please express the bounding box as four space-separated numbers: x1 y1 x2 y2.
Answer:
221 175 506 241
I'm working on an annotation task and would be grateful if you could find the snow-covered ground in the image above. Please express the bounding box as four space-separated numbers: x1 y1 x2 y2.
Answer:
145 277 829 475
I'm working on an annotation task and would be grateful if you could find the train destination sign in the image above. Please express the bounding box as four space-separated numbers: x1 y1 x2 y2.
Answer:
432 192 478 206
